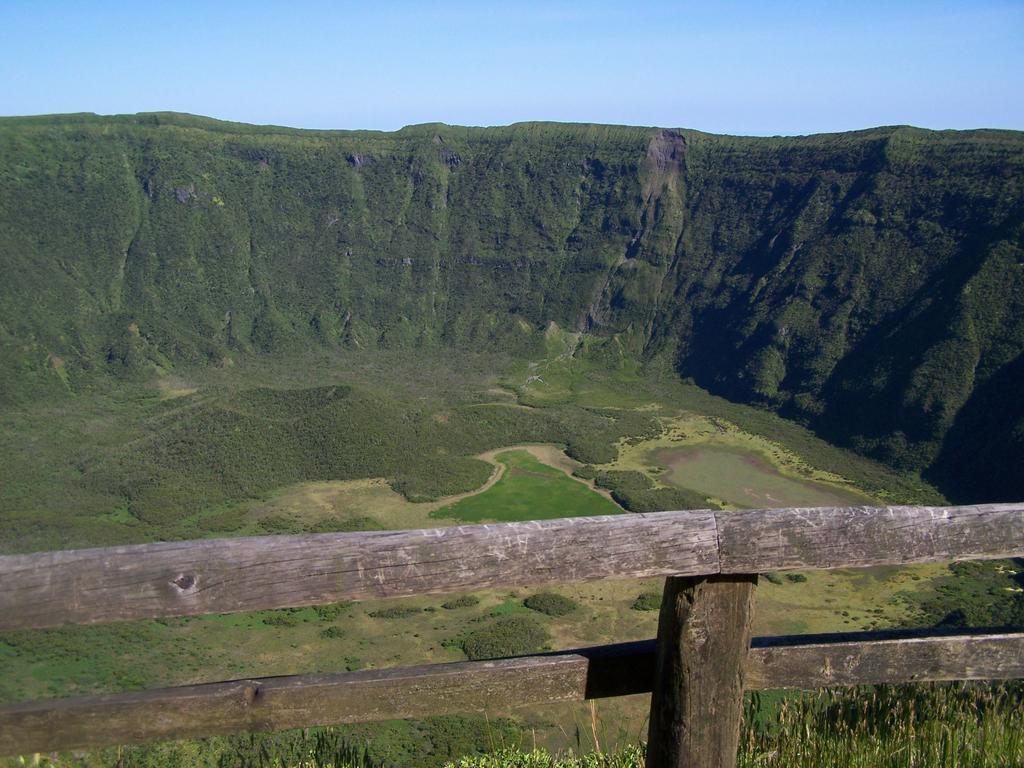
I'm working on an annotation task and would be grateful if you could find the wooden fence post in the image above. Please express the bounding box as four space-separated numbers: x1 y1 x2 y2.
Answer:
645 574 757 768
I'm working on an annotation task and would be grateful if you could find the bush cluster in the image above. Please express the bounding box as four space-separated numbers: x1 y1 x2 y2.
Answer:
442 595 481 610
459 616 550 660
314 602 350 621
631 592 661 612
593 470 711 513
260 608 305 627
368 606 420 620
523 592 578 616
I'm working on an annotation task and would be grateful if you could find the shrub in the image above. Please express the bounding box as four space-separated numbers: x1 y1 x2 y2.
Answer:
572 465 599 480
442 595 481 610
320 626 346 639
314 602 351 621
368 606 420 619
631 592 661 611
523 592 578 616
195 508 246 532
257 514 303 534
564 441 617 465
786 573 808 583
593 470 650 493
593 470 712 512
460 616 550 660
261 609 302 627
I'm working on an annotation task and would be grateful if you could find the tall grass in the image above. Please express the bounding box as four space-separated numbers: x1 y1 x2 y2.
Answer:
7 684 1022 767
444 684 1024 768
740 684 1024 767
441 748 645 767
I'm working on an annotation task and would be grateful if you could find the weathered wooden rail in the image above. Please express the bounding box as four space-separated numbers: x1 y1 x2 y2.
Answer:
1 503 1022 766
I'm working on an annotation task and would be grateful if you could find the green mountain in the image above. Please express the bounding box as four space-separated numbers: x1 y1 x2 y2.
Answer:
1 113 1021 502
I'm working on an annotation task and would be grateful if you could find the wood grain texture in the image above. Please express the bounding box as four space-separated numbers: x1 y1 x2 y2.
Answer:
0 510 719 630
2 631 1022 756
746 629 1024 689
0 644 643 755
645 575 757 768
1 503 1021 630
718 503 1024 572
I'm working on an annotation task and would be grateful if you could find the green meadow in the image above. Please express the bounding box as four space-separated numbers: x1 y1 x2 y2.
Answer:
434 450 622 522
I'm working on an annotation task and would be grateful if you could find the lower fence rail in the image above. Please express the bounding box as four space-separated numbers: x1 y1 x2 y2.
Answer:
3 504 1022 764
2 628 1022 756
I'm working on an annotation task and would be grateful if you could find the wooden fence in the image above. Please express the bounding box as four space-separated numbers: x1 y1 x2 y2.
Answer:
1 503 1023 766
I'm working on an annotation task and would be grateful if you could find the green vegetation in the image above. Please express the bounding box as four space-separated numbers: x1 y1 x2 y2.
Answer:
0 357 663 553
457 616 551 661
339 715 525 767
592 470 712 513
0 729 382 768
9 684 1020 767
0 355 1002 761
0 115 1021 501
369 606 421 620
442 595 481 610
615 382 944 506
261 610 304 627
434 450 622 523
910 559 1024 629
0 347 1006 764
735 684 1024 768
523 592 578 617
489 598 533 617
441 685 1024 767
314 602 351 621
442 748 645 768
1 114 1022 765
0 714 526 768
630 592 662 612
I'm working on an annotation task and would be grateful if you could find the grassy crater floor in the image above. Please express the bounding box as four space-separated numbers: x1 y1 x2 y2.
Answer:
433 449 622 522
3 350 1018 766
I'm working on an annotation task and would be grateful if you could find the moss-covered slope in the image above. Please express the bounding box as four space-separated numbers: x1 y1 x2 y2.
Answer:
1 113 1021 501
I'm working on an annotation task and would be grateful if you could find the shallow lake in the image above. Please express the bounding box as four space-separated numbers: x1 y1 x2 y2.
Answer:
654 444 869 508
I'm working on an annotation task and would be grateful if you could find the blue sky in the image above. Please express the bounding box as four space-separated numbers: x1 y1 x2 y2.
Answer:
1 0 1022 134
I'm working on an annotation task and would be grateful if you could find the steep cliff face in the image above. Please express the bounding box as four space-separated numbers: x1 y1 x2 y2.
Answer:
1 113 1021 500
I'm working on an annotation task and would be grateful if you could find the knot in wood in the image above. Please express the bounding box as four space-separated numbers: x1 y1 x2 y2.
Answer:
171 574 196 591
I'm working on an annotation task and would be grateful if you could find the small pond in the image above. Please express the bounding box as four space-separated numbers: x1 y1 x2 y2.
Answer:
654 444 869 508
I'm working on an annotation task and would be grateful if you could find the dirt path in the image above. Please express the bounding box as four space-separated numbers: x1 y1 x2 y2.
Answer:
243 443 623 533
